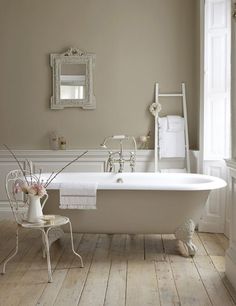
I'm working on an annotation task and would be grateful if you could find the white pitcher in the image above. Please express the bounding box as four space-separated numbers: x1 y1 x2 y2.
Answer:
27 194 48 223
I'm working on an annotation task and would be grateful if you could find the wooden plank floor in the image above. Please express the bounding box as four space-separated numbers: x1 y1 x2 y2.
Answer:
0 221 235 306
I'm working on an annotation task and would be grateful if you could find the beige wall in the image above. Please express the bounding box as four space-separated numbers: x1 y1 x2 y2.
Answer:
0 0 199 150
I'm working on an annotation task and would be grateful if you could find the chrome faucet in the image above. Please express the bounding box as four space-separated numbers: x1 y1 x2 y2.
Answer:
100 135 137 173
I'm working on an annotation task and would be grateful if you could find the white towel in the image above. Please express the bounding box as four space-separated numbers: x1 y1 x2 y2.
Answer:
167 115 185 132
158 117 185 158
59 182 98 209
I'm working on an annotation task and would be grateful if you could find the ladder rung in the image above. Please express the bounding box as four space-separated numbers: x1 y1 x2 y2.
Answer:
159 94 183 97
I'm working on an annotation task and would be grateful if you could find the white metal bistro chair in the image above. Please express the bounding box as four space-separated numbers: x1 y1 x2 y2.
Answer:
2 169 84 283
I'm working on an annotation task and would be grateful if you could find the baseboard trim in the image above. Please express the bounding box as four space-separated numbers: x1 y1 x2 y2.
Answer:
198 220 225 233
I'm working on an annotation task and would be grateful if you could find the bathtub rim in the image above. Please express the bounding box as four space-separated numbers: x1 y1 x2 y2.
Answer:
44 172 227 191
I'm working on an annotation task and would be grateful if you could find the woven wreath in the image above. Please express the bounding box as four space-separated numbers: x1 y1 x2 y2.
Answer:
149 102 162 116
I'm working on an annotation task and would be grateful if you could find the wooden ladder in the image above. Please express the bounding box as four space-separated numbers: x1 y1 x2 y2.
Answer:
154 83 190 173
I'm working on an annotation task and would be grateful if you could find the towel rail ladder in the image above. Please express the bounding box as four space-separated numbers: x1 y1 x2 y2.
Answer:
153 83 190 173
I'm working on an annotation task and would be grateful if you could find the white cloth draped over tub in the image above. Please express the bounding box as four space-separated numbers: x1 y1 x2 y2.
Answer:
158 115 186 159
59 182 98 209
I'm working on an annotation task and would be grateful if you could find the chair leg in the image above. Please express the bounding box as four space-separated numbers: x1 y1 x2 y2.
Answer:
68 221 84 268
41 232 46 258
41 228 53 283
2 226 20 274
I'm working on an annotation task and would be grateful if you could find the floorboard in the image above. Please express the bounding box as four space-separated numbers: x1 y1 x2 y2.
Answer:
0 222 234 306
104 234 127 306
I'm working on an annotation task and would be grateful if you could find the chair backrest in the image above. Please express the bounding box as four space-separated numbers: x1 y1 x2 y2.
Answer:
5 169 30 224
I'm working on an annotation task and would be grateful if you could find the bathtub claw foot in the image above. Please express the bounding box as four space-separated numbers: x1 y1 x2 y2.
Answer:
185 241 197 256
175 219 197 257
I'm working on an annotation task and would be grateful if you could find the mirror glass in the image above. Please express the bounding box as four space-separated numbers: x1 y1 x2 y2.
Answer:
50 48 96 109
60 64 86 100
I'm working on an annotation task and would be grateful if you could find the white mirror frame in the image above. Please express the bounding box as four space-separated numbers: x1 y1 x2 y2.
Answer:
50 47 96 109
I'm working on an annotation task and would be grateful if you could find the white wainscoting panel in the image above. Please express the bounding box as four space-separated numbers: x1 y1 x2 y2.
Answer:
225 163 236 291
33 161 105 173
224 167 232 237
198 160 228 233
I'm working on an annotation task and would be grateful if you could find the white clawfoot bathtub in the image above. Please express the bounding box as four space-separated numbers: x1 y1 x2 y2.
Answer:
45 172 226 256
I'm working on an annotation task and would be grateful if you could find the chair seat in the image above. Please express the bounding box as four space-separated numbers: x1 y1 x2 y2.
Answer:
21 215 69 228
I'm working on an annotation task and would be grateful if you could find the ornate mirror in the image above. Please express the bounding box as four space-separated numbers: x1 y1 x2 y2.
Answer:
50 48 96 109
